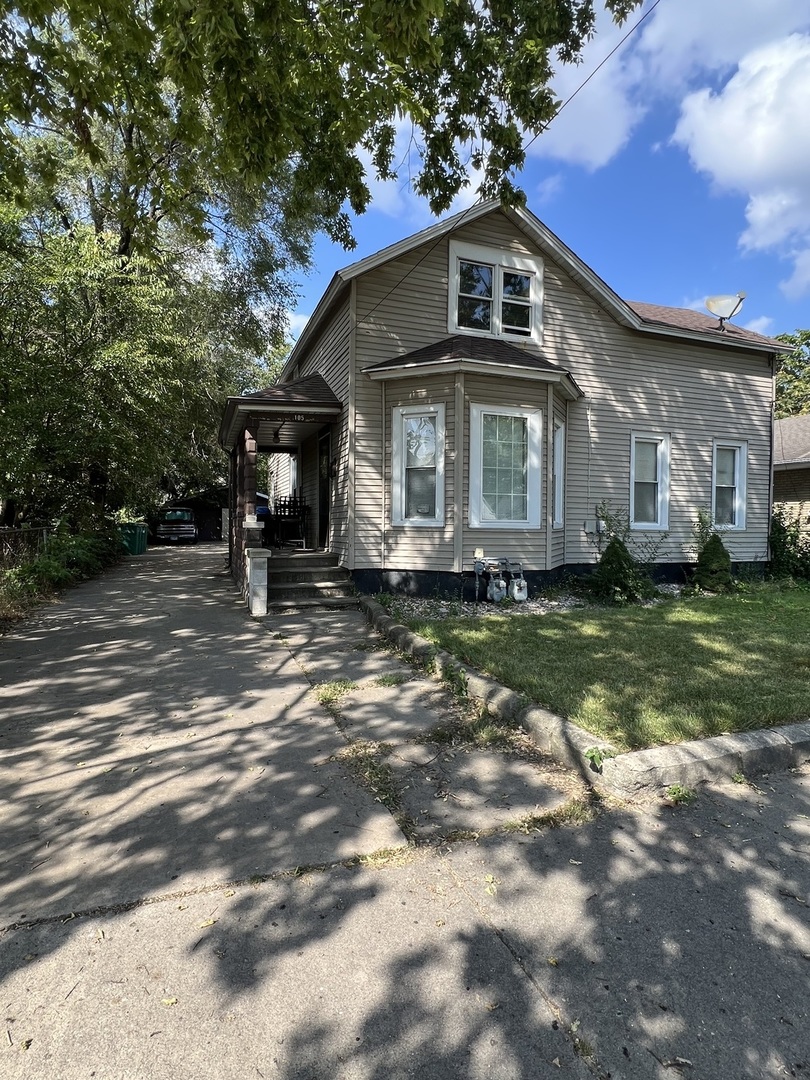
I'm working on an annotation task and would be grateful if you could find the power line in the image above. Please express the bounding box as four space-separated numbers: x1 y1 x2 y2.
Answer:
355 0 661 329
523 0 663 154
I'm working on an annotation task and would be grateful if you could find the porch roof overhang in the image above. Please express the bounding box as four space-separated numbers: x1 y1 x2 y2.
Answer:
363 335 584 401
219 373 342 452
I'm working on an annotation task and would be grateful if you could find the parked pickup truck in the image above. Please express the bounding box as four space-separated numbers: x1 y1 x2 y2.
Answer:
154 507 198 544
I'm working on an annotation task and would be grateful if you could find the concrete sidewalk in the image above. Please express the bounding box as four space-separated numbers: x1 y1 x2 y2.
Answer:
1 546 808 1079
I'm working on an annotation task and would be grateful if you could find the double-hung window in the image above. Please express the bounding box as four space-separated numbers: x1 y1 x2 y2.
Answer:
713 441 747 529
630 432 670 529
449 240 543 342
391 404 445 526
469 404 542 528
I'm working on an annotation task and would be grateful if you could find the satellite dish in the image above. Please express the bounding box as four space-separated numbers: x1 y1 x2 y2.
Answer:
706 292 746 330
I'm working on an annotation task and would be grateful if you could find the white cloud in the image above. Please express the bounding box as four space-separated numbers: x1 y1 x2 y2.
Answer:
637 0 807 90
743 315 774 335
672 34 810 295
682 296 708 313
536 174 564 204
781 250 810 301
287 312 310 339
527 9 645 170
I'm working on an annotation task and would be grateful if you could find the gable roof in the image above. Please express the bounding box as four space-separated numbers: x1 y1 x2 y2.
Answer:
283 200 786 380
219 373 342 449
774 415 810 468
363 334 582 399
242 373 341 407
626 301 782 351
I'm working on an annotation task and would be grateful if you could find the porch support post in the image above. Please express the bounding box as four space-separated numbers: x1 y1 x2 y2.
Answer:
243 423 257 519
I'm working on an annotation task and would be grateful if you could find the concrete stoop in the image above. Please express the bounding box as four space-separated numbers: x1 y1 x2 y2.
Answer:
261 552 358 612
357 596 810 798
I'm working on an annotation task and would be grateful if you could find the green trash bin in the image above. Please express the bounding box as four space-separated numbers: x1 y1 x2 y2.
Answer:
120 523 148 555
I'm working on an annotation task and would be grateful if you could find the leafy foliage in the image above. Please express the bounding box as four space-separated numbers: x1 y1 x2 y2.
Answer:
769 505 810 580
1 2 642 224
775 330 810 418
0 525 122 623
0 201 282 525
692 533 732 592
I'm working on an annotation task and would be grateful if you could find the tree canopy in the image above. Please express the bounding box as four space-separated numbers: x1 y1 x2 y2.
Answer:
2 1 641 232
775 330 810 418
0 1 645 527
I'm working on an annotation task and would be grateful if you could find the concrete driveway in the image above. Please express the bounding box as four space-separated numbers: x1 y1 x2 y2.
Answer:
1 545 808 1080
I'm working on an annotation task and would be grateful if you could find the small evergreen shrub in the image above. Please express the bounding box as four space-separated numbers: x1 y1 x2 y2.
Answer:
587 537 656 605
692 532 733 591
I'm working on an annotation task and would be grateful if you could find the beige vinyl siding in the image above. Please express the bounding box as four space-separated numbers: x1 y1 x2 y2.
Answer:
354 240 451 569
300 435 318 548
352 218 547 571
269 452 292 499
347 207 772 570
531 247 774 565
289 295 352 560
551 396 567 567
774 468 810 532
460 374 548 569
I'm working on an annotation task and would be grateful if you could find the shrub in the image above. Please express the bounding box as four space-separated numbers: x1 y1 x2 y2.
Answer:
769 506 810 580
587 536 656 605
0 525 123 626
692 532 733 591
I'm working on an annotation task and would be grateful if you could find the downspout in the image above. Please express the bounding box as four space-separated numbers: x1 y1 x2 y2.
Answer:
545 383 554 571
767 353 775 563
380 380 387 574
453 372 464 573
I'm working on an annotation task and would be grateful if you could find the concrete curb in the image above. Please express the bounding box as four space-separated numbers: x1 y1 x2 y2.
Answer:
358 596 810 797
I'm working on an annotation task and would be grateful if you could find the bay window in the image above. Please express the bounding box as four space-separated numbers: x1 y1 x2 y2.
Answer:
391 404 445 526
469 404 542 528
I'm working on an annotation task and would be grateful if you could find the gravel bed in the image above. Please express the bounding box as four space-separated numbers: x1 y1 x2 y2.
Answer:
378 583 684 622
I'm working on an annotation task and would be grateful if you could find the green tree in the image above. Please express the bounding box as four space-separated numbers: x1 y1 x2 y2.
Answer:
2 1 641 228
775 330 810 418
0 202 280 526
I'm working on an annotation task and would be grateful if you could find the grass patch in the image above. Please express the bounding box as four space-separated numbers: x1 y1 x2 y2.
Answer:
335 741 415 836
312 679 357 709
375 672 410 687
400 586 810 751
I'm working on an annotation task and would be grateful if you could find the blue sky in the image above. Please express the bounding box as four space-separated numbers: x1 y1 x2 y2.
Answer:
289 0 810 342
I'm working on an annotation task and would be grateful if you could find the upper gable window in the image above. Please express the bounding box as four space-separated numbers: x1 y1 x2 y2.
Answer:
449 240 543 343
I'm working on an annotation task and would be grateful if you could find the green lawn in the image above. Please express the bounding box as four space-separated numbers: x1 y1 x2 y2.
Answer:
400 587 810 751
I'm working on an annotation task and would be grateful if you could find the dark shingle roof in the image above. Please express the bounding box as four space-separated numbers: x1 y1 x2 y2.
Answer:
626 301 784 351
364 334 568 374
244 373 341 407
774 415 810 466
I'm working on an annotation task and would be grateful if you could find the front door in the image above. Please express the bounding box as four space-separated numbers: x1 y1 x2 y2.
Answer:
318 431 331 549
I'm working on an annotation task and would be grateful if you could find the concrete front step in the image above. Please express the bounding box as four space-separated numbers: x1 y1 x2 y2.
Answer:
266 568 349 585
265 581 356 603
268 553 339 570
265 596 360 611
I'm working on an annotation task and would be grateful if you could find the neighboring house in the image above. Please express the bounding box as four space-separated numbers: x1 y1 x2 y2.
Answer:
774 415 810 531
220 201 785 595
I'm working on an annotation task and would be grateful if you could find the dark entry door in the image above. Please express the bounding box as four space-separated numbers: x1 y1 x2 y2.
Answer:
318 431 331 549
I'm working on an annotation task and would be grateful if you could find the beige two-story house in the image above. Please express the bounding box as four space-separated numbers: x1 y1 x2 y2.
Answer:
220 201 784 595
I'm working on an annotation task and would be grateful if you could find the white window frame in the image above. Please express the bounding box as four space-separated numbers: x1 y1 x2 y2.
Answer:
469 403 542 529
391 403 445 527
630 432 670 530
712 440 747 530
552 420 565 528
448 240 544 344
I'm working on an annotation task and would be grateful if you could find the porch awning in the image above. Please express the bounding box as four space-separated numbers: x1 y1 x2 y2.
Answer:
362 335 583 400
219 373 342 451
